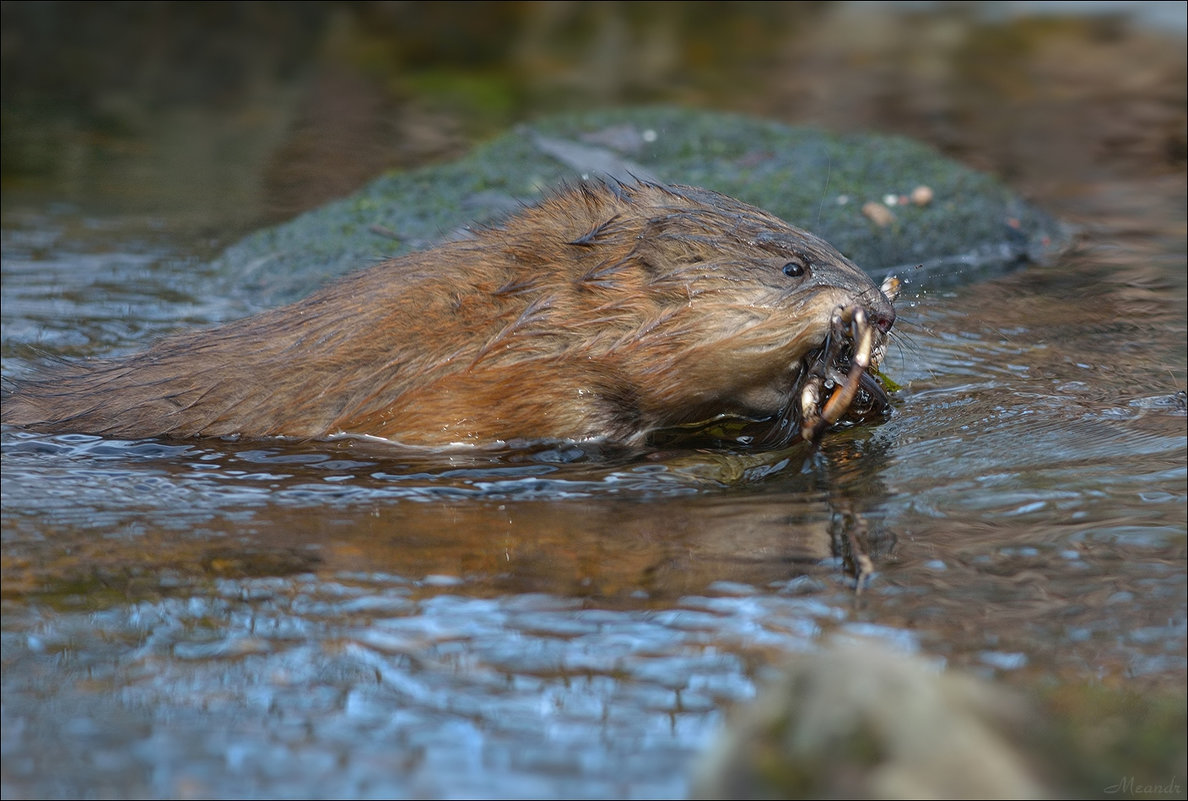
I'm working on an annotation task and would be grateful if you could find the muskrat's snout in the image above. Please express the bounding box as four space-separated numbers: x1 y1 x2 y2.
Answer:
867 274 901 334
866 275 900 334
796 273 901 444
869 298 896 334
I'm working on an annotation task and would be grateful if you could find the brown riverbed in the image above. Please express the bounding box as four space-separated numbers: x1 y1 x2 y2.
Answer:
2 3 1185 798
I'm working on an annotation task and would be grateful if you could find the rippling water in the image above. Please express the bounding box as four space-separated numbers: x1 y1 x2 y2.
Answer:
3 216 1183 797
2 3 1185 799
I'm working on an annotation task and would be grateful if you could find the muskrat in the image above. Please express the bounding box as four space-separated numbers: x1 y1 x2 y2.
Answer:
2 181 898 449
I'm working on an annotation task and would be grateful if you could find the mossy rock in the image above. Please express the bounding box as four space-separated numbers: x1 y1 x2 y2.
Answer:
693 638 1186 800
214 107 1071 309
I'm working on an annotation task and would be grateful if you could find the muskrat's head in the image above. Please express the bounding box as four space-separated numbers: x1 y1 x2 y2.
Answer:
546 182 899 448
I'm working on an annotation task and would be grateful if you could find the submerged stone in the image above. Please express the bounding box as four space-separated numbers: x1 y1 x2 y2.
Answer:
213 107 1071 309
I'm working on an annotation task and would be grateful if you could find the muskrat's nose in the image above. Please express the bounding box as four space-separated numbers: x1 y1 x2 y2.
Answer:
869 302 896 334
868 275 899 334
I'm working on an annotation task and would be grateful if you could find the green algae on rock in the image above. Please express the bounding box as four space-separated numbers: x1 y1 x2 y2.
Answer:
213 107 1071 310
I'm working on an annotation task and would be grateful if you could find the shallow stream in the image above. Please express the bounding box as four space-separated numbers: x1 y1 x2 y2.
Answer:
2 3 1185 798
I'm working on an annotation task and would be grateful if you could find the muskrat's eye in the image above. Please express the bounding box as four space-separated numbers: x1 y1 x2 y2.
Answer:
782 258 808 278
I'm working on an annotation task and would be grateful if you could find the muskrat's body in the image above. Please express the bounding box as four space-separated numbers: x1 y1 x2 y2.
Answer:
2 181 896 448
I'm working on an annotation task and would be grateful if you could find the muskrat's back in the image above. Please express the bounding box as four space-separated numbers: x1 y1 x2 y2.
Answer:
3 181 895 447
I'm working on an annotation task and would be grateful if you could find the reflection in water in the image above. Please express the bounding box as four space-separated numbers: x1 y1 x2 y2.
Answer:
1 2 1185 799
1 428 893 603
3 427 903 798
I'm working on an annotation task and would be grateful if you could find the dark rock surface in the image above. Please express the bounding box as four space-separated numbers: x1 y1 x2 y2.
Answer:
211 107 1072 309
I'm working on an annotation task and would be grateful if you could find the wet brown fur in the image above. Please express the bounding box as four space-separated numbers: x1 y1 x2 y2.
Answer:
1 181 895 447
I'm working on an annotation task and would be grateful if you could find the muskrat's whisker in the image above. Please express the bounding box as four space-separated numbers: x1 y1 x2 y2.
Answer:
873 309 932 384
